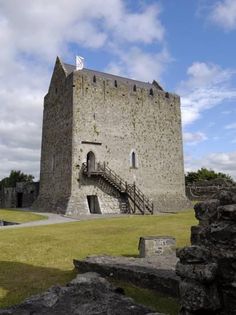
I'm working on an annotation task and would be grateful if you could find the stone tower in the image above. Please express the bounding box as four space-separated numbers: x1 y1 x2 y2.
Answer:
34 57 190 214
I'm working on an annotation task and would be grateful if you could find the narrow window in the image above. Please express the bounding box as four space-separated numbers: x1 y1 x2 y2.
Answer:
131 152 136 168
114 80 118 88
93 75 96 83
55 87 58 94
149 88 153 96
133 85 137 92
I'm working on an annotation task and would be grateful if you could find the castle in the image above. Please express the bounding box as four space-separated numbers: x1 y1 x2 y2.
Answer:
34 57 190 214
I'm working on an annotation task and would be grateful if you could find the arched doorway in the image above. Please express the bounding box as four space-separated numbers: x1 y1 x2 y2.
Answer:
87 151 95 173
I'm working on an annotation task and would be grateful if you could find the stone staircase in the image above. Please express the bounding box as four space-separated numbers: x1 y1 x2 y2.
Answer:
82 162 154 215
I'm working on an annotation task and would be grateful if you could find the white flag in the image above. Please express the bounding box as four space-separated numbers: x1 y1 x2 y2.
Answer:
76 56 84 70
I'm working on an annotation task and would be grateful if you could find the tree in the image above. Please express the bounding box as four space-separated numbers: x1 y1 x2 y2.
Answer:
185 167 233 184
0 170 34 188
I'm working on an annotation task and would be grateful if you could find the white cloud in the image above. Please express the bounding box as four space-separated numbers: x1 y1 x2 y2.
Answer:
183 132 207 145
0 0 166 180
112 4 164 44
222 110 232 114
185 151 236 180
105 47 171 82
186 62 233 87
0 0 164 62
225 123 236 129
0 143 40 180
209 0 236 31
178 62 236 126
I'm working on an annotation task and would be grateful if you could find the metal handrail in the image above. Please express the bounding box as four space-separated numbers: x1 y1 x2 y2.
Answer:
82 162 154 214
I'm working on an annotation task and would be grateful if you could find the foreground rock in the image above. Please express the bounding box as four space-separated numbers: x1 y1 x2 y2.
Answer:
177 190 236 315
0 272 164 315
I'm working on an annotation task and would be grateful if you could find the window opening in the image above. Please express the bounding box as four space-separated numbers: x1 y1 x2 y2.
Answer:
86 151 96 173
131 151 136 168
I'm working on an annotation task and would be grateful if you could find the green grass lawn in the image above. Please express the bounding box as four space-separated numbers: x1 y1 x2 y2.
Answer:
0 209 197 309
0 209 47 223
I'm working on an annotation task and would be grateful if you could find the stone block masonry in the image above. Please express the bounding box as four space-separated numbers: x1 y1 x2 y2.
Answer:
139 236 176 258
34 56 190 214
176 189 236 314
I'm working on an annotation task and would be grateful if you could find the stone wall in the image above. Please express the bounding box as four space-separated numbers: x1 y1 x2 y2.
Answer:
74 256 179 298
33 58 73 213
70 66 189 213
0 187 16 208
176 189 236 314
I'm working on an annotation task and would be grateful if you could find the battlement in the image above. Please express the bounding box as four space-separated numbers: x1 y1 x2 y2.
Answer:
60 59 179 103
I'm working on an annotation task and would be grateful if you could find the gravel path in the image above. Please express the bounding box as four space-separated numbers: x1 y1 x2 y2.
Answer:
0 211 138 230
0 212 79 230
0 210 168 230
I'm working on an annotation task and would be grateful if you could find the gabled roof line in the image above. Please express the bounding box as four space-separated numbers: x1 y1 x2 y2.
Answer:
62 61 164 91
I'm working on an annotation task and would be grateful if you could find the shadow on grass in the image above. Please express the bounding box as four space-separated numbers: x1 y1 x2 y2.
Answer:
0 261 76 308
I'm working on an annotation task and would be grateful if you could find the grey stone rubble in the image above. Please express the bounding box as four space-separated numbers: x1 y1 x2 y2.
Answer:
74 254 179 298
176 190 236 315
0 272 165 315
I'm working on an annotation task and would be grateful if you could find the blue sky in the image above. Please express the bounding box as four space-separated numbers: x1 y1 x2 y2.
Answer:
0 0 236 180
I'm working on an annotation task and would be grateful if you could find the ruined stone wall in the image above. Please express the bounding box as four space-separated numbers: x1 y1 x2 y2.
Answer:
186 179 235 201
0 187 16 208
0 182 39 209
16 182 39 208
34 58 73 212
68 69 189 213
176 189 236 314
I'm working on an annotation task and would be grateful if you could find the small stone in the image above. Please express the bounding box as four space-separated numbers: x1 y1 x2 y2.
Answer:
176 246 210 264
221 285 236 314
209 222 236 246
176 262 217 283
218 190 236 206
215 257 236 283
218 204 236 221
179 279 221 311
194 199 220 224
